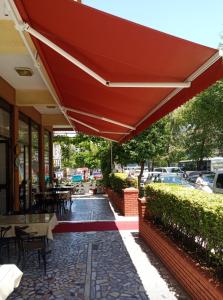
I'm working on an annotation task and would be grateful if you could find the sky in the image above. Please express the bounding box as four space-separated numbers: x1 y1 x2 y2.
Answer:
83 0 223 49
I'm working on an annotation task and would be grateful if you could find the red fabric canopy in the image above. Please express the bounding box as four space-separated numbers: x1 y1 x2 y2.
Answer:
15 0 223 142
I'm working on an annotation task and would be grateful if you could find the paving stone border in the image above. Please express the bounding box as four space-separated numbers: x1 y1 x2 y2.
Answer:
6 196 191 300
8 232 148 300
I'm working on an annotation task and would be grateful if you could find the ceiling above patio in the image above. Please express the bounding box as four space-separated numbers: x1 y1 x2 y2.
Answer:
6 0 223 141
0 1 71 128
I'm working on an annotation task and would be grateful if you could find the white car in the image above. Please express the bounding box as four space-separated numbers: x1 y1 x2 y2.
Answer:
141 171 163 186
153 167 183 174
212 169 223 194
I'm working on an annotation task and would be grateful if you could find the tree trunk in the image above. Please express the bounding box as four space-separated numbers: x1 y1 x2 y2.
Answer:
197 135 206 170
138 161 145 196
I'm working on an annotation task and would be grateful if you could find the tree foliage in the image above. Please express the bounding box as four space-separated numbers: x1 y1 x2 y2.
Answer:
53 136 75 168
178 80 223 162
53 134 108 169
53 80 223 176
112 117 171 188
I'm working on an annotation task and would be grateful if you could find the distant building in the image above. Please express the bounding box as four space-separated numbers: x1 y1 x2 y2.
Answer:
53 144 62 169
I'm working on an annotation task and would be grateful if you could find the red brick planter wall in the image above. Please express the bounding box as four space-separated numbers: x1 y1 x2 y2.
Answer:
106 188 124 214
106 188 138 216
123 188 138 216
138 199 223 300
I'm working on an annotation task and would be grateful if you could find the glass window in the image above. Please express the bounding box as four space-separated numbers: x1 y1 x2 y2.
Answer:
0 108 10 138
19 119 29 144
32 124 39 148
44 131 50 185
18 117 30 210
44 132 49 150
216 174 223 189
31 124 39 193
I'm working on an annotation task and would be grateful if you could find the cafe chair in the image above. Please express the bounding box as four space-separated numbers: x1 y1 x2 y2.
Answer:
34 193 47 212
15 226 47 274
0 226 12 263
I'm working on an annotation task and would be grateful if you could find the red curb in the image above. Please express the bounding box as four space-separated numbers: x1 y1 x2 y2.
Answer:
53 221 139 233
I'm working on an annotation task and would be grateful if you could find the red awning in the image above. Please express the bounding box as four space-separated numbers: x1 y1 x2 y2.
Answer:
14 0 223 142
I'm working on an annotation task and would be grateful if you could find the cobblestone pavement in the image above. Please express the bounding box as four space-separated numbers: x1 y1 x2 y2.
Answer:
57 195 116 222
9 231 190 300
9 232 148 300
8 195 190 299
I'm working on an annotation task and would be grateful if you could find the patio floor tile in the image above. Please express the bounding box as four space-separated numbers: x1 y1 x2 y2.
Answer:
8 195 190 300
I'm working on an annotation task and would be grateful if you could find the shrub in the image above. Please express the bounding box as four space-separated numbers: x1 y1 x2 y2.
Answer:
96 179 104 186
109 172 137 194
145 183 223 266
100 148 112 188
126 177 138 189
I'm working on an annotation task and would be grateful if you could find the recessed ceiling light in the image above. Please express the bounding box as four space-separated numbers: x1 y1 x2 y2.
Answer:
15 67 33 76
3 3 9 16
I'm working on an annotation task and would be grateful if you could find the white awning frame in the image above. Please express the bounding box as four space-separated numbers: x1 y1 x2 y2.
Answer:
18 22 191 89
63 107 135 130
69 116 129 139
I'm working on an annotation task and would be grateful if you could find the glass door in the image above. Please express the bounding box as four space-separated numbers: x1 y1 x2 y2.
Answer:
18 144 30 211
18 117 30 211
0 139 9 215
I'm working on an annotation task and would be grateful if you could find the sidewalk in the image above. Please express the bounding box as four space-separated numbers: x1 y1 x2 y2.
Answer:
9 194 190 300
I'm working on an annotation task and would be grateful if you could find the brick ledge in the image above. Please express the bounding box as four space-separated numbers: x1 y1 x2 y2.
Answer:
139 219 223 299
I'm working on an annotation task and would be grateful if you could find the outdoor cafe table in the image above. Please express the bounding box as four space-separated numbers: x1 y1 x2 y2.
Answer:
48 187 75 200
0 264 23 300
0 213 58 240
36 190 70 200
49 186 75 193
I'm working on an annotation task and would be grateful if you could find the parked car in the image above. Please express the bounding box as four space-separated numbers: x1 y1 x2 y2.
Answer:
140 173 148 185
92 171 103 180
72 174 83 182
153 167 184 174
141 172 162 186
212 169 223 194
146 173 195 189
157 174 194 187
187 172 215 191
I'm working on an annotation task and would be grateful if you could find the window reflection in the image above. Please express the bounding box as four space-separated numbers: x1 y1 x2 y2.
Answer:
32 124 39 195
44 131 50 187
0 108 10 138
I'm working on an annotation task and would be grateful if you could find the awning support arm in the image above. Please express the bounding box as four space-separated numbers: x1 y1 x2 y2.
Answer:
100 137 118 143
136 51 222 127
68 117 125 140
100 131 129 135
69 116 100 132
18 22 191 88
63 106 135 130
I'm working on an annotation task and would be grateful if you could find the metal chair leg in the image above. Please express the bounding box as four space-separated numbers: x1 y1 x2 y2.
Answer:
41 250 46 275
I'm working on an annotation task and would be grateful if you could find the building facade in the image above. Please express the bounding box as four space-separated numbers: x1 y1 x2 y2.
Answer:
0 80 54 214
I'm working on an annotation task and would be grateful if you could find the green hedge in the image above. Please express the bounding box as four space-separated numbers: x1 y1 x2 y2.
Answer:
145 183 223 264
109 172 137 194
95 179 104 188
